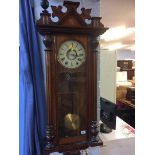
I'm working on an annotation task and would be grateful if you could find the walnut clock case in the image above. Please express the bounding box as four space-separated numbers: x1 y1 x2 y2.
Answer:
36 1 108 154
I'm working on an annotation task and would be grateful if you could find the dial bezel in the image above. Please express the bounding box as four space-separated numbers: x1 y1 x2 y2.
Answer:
57 40 86 69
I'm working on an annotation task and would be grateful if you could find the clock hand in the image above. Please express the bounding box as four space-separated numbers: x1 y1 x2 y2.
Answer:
73 49 79 57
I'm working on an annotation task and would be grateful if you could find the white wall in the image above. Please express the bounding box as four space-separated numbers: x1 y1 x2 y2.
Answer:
117 50 135 60
99 49 135 104
100 49 117 103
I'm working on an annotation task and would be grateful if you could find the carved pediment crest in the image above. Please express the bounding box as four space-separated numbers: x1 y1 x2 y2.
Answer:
51 1 92 26
37 0 108 36
37 1 106 28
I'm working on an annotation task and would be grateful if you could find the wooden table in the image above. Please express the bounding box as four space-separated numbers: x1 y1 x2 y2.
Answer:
116 98 135 128
117 98 135 109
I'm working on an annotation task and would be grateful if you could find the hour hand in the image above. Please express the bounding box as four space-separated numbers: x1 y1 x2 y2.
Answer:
73 50 83 57
73 49 79 57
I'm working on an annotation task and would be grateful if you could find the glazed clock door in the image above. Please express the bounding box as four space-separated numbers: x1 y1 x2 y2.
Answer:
56 35 88 144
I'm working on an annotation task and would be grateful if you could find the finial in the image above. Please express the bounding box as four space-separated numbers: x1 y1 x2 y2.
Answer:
41 0 49 10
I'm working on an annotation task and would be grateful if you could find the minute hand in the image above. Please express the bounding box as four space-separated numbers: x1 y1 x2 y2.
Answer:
73 49 82 57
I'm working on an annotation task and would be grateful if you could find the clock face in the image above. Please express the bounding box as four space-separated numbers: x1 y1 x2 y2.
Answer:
57 40 86 69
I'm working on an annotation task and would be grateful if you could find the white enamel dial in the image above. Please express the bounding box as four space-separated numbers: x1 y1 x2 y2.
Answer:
57 40 86 69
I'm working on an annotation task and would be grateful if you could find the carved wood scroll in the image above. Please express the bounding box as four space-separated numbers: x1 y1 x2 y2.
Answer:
37 0 108 36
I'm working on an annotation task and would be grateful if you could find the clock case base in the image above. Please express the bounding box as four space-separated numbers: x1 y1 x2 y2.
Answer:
43 137 103 155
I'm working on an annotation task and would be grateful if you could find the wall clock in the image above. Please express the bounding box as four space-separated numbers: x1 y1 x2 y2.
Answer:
36 1 108 155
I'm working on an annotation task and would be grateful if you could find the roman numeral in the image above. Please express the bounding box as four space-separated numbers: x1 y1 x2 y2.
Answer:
75 43 78 48
77 58 82 61
79 53 84 57
65 61 68 65
61 57 65 61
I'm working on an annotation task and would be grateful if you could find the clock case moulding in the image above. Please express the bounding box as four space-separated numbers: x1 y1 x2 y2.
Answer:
36 1 108 155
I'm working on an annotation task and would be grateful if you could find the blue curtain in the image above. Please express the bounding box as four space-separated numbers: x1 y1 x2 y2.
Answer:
19 0 47 155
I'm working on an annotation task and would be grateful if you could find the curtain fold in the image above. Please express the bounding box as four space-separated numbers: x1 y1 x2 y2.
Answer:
19 0 46 155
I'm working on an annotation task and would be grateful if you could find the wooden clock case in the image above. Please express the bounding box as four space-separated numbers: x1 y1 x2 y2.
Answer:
36 1 108 154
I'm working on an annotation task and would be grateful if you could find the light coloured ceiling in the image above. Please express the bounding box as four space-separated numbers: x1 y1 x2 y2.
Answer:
100 0 135 27
100 0 135 51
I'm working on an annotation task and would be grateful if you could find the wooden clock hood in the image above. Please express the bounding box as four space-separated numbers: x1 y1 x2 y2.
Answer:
37 0 108 35
36 1 108 155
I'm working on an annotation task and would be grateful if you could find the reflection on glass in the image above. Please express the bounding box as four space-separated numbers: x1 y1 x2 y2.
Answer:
57 72 87 138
